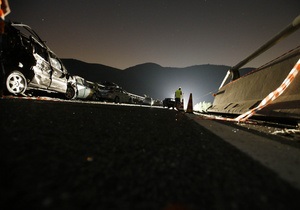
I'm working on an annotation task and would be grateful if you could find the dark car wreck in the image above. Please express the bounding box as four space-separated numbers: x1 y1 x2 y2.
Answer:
163 98 175 109
1 22 76 99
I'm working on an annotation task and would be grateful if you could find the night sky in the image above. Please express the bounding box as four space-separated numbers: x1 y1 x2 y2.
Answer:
8 0 300 69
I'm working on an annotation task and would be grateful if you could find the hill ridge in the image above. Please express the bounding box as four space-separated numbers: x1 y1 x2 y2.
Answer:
61 58 252 103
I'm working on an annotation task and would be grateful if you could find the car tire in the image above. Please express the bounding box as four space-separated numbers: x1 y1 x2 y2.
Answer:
128 97 133 104
92 93 98 101
114 96 120 103
6 71 27 95
65 85 76 100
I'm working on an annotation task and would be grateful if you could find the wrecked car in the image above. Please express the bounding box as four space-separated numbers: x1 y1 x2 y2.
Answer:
1 22 76 99
163 98 175 109
100 84 133 103
71 76 102 100
142 96 153 106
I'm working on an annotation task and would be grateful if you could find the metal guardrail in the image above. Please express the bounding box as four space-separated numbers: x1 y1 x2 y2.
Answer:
219 14 300 89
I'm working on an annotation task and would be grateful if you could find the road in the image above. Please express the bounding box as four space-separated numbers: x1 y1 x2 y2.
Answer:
1 97 300 210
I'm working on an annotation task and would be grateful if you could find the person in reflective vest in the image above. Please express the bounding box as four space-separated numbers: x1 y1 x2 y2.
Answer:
175 87 182 110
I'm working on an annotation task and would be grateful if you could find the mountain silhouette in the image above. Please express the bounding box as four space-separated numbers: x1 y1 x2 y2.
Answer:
62 59 253 103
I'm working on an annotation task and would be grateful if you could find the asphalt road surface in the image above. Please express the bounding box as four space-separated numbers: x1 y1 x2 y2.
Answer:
1 97 300 210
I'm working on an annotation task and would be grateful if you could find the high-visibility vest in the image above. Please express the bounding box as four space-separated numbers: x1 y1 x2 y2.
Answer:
175 89 182 99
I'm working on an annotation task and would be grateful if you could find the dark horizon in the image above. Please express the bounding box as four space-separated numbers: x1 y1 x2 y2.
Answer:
61 58 254 105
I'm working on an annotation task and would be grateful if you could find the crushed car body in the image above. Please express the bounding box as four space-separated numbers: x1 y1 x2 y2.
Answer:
70 75 102 100
163 98 175 109
142 96 153 106
1 22 76 99
99 82 133 103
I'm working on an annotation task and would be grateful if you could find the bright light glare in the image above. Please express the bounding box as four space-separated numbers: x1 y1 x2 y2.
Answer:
194 101 212 112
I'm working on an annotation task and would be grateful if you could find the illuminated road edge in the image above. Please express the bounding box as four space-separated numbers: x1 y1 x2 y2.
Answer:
187 114 300 190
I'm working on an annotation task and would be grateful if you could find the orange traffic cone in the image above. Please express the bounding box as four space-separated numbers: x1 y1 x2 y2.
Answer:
186 93 193 113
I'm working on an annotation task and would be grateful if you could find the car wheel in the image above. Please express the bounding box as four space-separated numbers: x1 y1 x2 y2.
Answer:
92 93 98 101
6 71 27 95
114 96 120 103
65 85 76 99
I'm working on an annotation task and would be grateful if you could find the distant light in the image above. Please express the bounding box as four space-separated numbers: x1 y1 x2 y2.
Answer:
86 156 94 162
